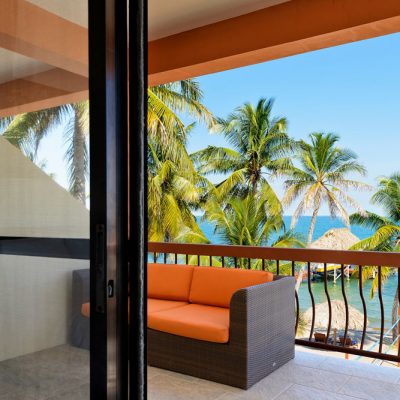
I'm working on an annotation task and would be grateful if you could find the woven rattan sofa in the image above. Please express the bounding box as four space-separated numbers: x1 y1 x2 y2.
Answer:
72 263 295 389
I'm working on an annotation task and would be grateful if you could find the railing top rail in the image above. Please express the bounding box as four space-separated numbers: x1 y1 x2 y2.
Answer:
148 242 400 267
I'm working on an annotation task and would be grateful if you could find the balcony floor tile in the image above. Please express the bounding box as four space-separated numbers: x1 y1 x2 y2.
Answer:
0 345 399 399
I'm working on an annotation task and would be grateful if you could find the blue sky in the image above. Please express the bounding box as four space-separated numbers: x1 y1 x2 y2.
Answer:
38 33 400 215
184 33 400 215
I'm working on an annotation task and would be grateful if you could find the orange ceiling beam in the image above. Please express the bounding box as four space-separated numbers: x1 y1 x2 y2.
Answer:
0 0 88 77
1 0 400 115
149 0 400 86
0 69 88 118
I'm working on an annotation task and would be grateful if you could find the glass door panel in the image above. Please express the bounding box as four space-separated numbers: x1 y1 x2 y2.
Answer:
0 1 91 398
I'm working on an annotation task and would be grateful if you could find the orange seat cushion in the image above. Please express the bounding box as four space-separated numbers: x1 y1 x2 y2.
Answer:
189 267 273 308
148 304 230 343
148 263 194 301
81 302 90 318
148 298 188 314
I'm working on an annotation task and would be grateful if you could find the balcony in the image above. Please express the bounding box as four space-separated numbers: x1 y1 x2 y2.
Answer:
0 241 398 398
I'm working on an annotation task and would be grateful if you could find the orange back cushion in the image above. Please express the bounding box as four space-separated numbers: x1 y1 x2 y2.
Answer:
148 263 194 301
189 267 273 308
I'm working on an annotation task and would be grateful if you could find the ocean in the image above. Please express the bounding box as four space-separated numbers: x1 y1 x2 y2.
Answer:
198 215 375 244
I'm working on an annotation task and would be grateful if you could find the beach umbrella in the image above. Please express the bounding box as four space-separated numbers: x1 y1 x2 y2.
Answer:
304 299 367 332
309 228 359 250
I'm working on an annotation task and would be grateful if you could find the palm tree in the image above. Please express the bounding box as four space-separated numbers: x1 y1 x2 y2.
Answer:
350 174 400 340
1 102 89 204
192 98 295 205
283 132 369 245
204 188 304 269
147 80 215 243
351 174 400 251
148 124 210 243
148 80 214 148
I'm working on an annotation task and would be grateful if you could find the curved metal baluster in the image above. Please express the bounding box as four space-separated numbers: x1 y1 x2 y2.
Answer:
359 265 367 350
163 253 167 263
234 257 238 269
197 255 200 266
292 261 299 335
185 254 189 264
209 255 212 266
378 266 385 353
276 260 280 275
324 263 332 344
307 262 315 340
398 267 400 358
153 252 156 263
262 259 265 271
221 256 225 268
341 264 349 346
174 253 178 264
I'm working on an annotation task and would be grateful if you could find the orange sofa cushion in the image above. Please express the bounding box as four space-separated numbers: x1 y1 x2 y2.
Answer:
148 304 229 343
148 298 188 314
148 263 194 301
189 267 273 308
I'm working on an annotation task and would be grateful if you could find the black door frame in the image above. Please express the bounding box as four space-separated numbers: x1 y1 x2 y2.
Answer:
89 0 147 399
89 0 129 398
129 0 148 398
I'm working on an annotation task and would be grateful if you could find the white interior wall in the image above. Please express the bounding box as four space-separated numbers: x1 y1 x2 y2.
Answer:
0 255 89 361
0 136 89 238
0 136 89 360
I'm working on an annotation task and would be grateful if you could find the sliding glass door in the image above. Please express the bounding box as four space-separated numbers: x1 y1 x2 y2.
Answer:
0 1 146 399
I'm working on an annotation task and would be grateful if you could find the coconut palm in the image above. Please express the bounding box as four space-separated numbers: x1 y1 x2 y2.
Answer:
147 80 215 243
204 187 304 269
1 102 89 204
192 98 295 205
283 132 369 245
148 124 211 243
148 80 215 148
351 174 400 252
350 174 400 339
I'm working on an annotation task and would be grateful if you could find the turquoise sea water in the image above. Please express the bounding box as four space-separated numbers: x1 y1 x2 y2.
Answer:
198 215 375 244
197 216 398 332
298 277 398 332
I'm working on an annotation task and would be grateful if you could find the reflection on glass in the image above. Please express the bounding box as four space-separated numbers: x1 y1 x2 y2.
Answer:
0 1 89 398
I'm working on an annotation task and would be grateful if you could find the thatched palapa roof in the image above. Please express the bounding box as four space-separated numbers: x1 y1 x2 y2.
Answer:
310 228 359 251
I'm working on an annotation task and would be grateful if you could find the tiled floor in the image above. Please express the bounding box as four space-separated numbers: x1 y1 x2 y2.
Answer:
0 346 89 400
1 345 400 399
148 348 400 400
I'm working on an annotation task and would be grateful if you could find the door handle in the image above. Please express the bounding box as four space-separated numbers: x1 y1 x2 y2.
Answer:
95 224 106 313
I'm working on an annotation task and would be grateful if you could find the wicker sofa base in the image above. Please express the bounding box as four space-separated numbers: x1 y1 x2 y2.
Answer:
148 328 294 389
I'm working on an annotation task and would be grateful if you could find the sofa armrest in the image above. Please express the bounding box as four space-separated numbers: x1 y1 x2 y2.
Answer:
229 275 295 355
72 269 90 312
71 269 90 349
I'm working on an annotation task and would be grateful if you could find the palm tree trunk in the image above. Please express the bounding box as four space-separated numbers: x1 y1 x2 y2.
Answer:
70 108 86 204
307 206 319 245
295 205 320 292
